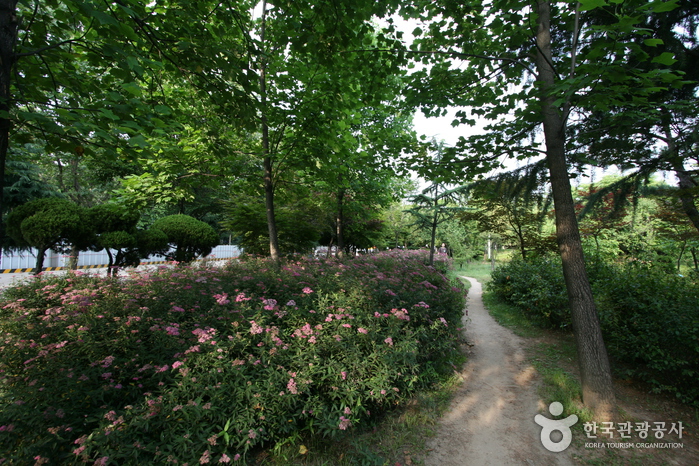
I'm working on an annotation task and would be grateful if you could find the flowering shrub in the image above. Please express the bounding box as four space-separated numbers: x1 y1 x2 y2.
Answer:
0 250 466 464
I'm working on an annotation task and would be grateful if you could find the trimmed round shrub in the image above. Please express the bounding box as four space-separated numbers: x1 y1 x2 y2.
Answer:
152 214 219 263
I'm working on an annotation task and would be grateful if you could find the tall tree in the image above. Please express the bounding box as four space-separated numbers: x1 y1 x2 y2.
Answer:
407 182 463 266
236 0 409 262
399 0 689 417
0 0 257 221
570 3 699 233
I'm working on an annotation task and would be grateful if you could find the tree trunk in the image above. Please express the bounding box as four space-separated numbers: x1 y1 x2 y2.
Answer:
428 185 439 267
258 0 280 264
106 248 114 277
33 246 47 275
535 0 616 420
263 156 280 262
516 226 526 260
68 244 79 270
0 1 19 219
336 188 345 258
664 123 699 233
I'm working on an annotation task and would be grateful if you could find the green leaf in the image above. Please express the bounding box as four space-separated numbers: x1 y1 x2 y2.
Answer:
579 0 608 11
643 38 664 47
128 135 148 148
121 82 143 97
650 0 680 13
651 52 677 66
99 109 120 121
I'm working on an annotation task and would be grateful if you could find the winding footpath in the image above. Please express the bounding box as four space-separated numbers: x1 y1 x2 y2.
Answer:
423 277 575 466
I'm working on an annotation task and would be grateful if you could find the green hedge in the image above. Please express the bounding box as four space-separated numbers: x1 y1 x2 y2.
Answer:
488 256 699 406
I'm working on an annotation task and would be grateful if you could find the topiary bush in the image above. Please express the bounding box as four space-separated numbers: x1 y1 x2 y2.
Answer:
5 197 92 274
152 214 219 263
0 250 467 464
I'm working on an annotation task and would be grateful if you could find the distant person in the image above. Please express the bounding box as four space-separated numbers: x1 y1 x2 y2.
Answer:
438 243 447 254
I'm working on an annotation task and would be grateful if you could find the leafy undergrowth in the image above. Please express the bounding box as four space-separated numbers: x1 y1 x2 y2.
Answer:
0 250 466 465
489 256 699 406
483 290 699 466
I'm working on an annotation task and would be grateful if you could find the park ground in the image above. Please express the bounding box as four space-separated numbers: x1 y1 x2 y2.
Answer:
414 262 699 466
1 262 697 465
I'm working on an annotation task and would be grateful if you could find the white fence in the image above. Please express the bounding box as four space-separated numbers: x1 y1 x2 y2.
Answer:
0 245 242 271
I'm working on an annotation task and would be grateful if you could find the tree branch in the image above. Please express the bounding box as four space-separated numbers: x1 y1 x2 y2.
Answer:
342 48 537 76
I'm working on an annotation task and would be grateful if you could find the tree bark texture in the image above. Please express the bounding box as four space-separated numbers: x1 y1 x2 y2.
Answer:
336 188 345 257
428 184 439 266
33 246 46 275
535 0 616 419
258 1 280 263
0 1 18 218
664 125 699 233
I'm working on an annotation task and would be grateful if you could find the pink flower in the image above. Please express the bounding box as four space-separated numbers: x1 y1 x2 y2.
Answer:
165 326 180 336
357 327 368 334
249 321 263 335
219 453 231 463
302 287 313 294
100 356 115 368
286 300 296 306
338 416 351 430
72 445 86 456
263 298 277 310
214 293 230 305
384 337 393 346
200 450 211 464
172 361 184 369
192 327 216 343
287 378 298 394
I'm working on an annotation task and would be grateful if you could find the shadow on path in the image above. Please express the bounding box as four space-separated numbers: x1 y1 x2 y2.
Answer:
424 277 575 466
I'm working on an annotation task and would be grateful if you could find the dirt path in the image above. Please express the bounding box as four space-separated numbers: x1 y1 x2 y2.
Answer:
423 277 575 466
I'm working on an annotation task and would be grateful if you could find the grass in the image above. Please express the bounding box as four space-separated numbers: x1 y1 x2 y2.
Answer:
450 260 498 285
